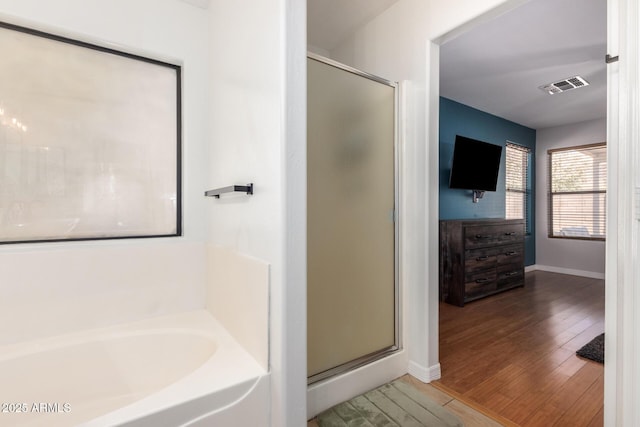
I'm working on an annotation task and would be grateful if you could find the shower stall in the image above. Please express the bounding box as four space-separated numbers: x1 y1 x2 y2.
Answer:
307 54 399 384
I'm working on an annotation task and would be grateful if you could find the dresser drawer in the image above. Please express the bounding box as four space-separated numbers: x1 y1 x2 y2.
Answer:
498 224 525 244
464 225 503 248
497 264 524 289
497 244 524 265
465 270 497 298
465 247 498 274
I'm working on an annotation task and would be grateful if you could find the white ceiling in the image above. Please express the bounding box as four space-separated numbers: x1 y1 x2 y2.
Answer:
308 0 607 130
440 0 607 130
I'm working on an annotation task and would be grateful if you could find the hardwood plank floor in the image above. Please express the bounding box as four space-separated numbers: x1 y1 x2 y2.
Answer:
437 270 604 426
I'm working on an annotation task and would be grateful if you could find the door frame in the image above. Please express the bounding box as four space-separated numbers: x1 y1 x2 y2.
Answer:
426 0 637 425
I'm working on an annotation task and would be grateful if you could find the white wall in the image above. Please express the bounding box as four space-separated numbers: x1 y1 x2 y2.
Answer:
307 44 330 57
208 0 307 425
207 0 283 260
535 118 607 277
0 0 210 344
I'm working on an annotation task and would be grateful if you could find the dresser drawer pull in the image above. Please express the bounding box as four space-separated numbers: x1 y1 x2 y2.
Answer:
475 234 491 239
475 278 491 284
505 271 519 277
504 232 517 236
505 251 517 256
476 256 489 261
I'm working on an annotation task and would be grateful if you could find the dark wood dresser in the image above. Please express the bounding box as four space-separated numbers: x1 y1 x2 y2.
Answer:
439 218 525 306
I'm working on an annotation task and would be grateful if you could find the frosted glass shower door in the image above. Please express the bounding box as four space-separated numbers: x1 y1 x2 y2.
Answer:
307 56 397 381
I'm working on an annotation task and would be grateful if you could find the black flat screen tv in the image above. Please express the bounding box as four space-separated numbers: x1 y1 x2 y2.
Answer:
449 135 502 192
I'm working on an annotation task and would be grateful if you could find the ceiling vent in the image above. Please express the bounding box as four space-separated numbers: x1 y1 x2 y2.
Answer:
539 76 589 95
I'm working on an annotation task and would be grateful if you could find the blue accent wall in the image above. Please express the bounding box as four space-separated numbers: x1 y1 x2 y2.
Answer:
439 97 536 265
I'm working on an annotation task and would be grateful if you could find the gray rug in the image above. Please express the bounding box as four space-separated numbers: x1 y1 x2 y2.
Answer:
317 380 464 427
576 333 604 364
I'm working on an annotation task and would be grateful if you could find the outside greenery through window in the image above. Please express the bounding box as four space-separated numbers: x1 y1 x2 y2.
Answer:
505 142 531 233
548 143 606 240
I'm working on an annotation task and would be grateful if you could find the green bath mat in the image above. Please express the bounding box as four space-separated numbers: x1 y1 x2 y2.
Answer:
317 379 464 427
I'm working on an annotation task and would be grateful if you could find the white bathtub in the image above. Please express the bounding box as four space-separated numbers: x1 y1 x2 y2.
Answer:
0 310 270 427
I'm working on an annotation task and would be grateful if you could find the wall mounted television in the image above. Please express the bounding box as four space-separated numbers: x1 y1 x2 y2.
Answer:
449 135 503 192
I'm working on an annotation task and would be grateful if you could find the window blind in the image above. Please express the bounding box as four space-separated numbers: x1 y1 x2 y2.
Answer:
548 143 606 240
506 142 531 233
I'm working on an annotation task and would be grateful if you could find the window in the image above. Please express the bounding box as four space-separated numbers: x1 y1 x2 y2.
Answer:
548 143 606 240
0 22 181 244
505 142 532 233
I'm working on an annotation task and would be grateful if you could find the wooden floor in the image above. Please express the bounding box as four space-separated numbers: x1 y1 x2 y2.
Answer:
437 270 605 426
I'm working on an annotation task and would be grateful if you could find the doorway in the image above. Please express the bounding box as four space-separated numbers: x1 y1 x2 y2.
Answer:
435 0 607 424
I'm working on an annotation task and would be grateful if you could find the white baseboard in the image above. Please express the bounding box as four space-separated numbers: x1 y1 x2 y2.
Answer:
408 361 441 382
527 264 605 280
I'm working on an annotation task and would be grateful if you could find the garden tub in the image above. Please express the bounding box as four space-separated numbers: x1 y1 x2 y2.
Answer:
0 310 269 426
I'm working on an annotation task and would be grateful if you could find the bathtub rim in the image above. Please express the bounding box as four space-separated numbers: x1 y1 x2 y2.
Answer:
0 309 267 427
